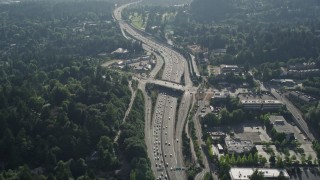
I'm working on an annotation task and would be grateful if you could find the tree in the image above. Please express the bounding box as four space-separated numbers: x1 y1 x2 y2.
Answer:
301 155 306 165
276 156 284 168
236 155 242 165
269 156 276 165
130 169 136 180
204 172 213 180
202 113 220 126
54 161 73 180
260 157 267 165
18 165 33 180
230 153 236 165
248 153 253 165
250 169 265 180
254 152 259 165
241 154 247 165
70 158 87 178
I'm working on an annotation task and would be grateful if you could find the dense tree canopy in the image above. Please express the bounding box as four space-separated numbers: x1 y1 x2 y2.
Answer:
0 0 148 179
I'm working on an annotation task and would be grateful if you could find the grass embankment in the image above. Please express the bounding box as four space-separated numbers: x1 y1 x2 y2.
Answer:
130 12 146 30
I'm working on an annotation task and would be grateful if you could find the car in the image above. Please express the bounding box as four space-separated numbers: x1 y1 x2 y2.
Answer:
170 154 172 157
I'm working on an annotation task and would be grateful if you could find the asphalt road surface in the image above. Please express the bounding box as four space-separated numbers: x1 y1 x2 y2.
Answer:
114 2 196 179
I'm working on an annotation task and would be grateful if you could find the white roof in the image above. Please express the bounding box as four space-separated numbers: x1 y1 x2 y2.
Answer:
229 168 289 180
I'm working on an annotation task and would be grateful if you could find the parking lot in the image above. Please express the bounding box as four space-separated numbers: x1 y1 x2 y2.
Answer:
208 118 317 165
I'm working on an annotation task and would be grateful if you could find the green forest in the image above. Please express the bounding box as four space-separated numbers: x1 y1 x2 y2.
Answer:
0 0 149 179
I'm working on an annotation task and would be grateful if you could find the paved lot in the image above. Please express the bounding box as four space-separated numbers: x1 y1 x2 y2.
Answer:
290 168 320 180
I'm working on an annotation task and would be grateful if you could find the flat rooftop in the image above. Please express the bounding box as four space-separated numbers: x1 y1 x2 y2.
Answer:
225 138 254 154
241 99 282 104
269 115 293 134
229 168 290 180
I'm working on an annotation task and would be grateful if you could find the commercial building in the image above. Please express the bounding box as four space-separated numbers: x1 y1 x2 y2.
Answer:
269 115 294 141
270 79 295 87
220 64 242 75
241 100 283 111
288 91 316 104
287 62 320 78
262 100 283 110
229 168 290 180
225 137 254 154
288 62 316 70
288 69 320 78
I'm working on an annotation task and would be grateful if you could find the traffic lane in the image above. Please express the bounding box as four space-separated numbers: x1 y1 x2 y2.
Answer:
162 96 179 180
175 93 192 161
140 83 159 176
161 96 174 176
152 94 168 178
174 93 192 180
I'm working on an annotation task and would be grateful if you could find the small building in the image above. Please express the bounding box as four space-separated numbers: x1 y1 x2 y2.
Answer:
212 91 227 99
269 115 294 141
220 64 241 75
209 131 226 141
229 168 290 180
213 48 227 56
225 137 254 154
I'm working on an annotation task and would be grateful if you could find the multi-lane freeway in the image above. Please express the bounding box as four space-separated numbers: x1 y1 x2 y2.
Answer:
114 2 195 180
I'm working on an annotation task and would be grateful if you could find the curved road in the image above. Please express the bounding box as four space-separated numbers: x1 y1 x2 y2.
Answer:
114 2 195 180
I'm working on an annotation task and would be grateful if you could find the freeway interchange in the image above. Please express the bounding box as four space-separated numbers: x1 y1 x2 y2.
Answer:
114 2 195 180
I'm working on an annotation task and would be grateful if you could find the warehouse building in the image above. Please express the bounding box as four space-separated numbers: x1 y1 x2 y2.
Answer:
229 168 289 180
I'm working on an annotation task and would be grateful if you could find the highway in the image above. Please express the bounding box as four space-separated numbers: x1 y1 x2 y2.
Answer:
114 2 195 180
